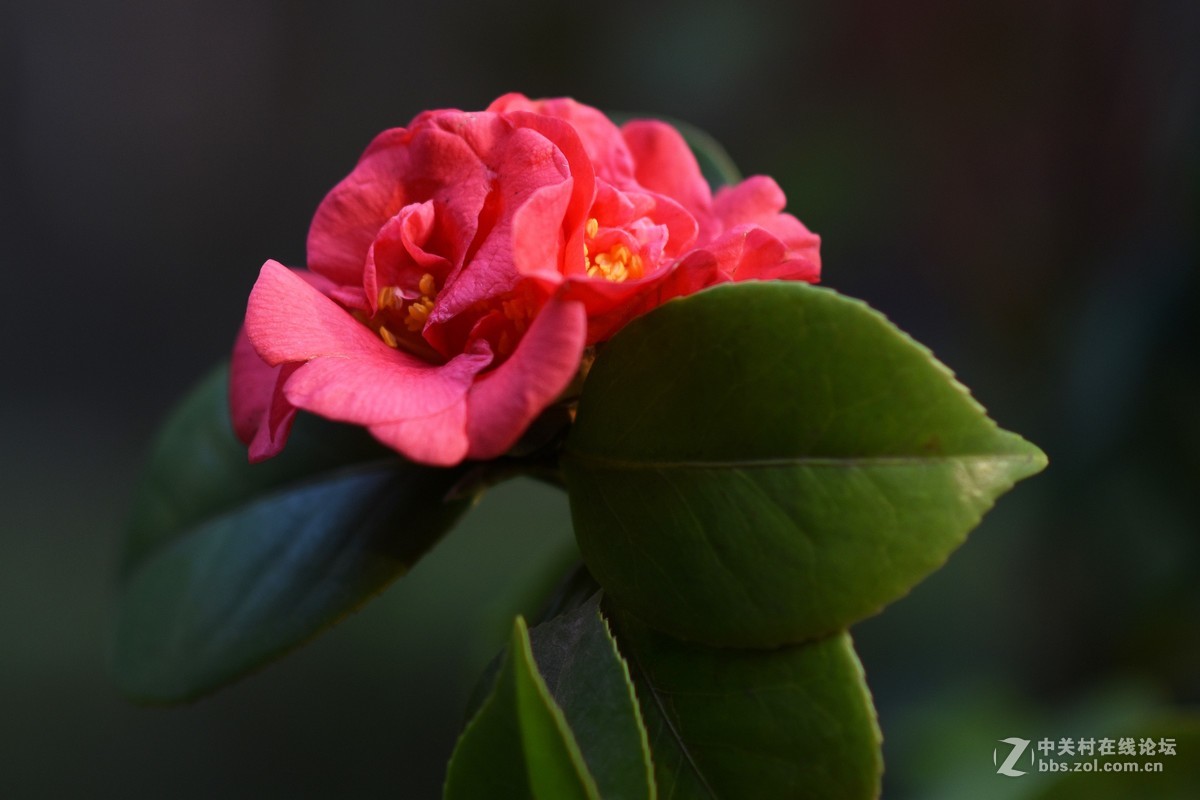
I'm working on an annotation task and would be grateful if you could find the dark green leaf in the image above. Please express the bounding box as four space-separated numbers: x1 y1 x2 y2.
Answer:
123 364 394 577
609 606 882 799
445 618 601 800
563 282 1047 647
114 364 471 702
527 594 655 800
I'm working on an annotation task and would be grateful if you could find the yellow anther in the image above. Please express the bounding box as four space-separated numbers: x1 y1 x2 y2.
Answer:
378 285 402 309
405 297 433 332
418 273 436 296
379 326 399 348
584 241 643 283
586 217 599 238
502 296 533 334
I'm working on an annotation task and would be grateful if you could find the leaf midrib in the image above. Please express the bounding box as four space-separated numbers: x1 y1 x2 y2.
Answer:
563 451 1041 471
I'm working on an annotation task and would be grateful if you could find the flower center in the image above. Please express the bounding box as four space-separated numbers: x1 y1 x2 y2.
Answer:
584 217 643 283
370 273 441 358
495 289 537 357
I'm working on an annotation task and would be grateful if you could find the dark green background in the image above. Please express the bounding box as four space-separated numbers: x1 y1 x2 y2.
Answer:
3 1 1197 796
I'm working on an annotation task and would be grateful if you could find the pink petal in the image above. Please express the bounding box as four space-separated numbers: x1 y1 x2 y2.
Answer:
368 402 472 467
430 125 573 322
231 267 373 463
503 110 596 285
363 201 450 313
246 261 389 364
622 120 714 233
307 122 491 286
712 175 787 226
282 349 489 430
245 261 495 463
509 180 574 285
489 94 636 185
712 176 821 275
306 132 413 285
466 296 587 460
564 278 668 342
229 325 299 461
755 213 821 274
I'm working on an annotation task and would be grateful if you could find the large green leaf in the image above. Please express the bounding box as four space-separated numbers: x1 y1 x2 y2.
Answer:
445 617 601 800
113 364 471 702
562 282 1047 647
609 606 882 799
123 364 393 576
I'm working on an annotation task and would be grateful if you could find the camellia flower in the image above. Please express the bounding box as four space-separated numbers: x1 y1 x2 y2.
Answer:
231 94 821 467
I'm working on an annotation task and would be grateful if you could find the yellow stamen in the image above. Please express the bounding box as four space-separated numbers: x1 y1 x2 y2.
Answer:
502 296 533 334
418 273 436 296
378 285 402 309
404 297 433 332
586 217 599 238
584 238 643 283
379 326 399 348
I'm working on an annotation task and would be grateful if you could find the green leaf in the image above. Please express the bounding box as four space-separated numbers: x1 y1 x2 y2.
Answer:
609 606 882 799
113 364 471 702
445 617 601 800
527 594 655 800
562 282 1047 647
123 364 395 577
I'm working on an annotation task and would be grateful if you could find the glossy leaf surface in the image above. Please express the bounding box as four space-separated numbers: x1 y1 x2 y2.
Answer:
527 595 655 800
445 617 600 800
610 607 882 799
563 282 1047 646
114 365 470 701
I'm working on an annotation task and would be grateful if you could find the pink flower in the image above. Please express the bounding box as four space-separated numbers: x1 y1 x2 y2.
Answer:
232 95 820 466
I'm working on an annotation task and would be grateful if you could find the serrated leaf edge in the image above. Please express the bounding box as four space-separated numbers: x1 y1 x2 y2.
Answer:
594 603 658 800
510 616 603 800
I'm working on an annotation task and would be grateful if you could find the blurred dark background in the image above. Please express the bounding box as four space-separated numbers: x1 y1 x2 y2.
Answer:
3 0 1197 796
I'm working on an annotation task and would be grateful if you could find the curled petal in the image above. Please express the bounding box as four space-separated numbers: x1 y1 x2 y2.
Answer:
713 176 821 275
229 326 299 462
430 125 573 324
306 133 413 285
510 179 576 286
367 403 472 467
622 119 715 233
308 123 492 285
490 93 636 185
246 261 494 464
466 296 588 460
364 201 451 313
